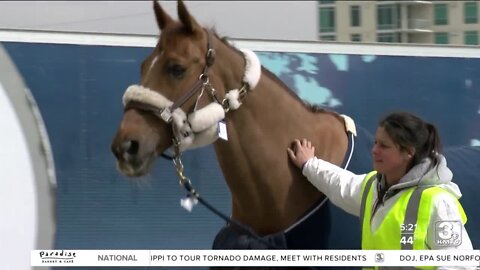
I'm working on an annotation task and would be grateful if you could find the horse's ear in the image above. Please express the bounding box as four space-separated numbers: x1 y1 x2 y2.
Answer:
178 0 200 34
153 0 173 30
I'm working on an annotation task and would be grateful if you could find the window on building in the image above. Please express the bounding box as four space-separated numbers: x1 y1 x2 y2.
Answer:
351 34 362 42
464 2 478 24
465 31 479 45
434 4 448 25
377 33 400 43
434 32 449 44
320 35 336 41
320 7 335 32
377 4 400 30
319 0 335 4
351 6 361 27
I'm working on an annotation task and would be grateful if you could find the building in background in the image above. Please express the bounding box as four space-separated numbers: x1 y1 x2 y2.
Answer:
0 1 317 41
318 0 479 45
1 1 478 45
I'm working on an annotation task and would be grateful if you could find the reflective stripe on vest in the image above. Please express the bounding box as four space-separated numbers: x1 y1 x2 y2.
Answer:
359 172 467 270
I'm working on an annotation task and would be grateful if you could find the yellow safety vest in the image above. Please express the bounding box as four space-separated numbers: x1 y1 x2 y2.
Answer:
360 171 467 270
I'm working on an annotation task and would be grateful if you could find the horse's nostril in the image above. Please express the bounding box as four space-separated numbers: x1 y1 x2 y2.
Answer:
122 140 139 156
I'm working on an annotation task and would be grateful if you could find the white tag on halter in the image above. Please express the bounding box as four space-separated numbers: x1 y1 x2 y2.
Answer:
217 121 228 141
180 195 198 212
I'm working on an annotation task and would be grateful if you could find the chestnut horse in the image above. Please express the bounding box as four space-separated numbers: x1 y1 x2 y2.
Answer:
111 0 355 249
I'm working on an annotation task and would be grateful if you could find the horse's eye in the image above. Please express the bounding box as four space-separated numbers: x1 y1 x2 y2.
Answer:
165 62 186 79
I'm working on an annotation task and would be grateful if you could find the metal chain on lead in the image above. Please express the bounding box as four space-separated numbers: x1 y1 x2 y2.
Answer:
171 135 198 197
173 155 187 184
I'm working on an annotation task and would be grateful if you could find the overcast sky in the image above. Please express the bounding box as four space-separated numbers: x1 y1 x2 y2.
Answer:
0 1 318 40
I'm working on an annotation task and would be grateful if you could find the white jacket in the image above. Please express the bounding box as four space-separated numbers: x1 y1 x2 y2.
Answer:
302 154 474 270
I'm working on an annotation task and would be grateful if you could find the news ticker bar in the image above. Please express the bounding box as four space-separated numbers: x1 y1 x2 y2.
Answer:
32 250 480 267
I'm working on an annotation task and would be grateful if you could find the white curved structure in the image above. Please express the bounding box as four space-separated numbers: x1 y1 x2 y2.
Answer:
0 45 56 270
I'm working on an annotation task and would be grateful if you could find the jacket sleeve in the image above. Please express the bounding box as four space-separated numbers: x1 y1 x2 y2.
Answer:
302 157 367 216
427 193 475 270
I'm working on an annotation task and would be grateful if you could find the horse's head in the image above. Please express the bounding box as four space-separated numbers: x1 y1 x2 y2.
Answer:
111 0 222 177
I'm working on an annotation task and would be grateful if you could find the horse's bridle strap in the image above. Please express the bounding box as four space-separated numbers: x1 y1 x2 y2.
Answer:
169 78 204 113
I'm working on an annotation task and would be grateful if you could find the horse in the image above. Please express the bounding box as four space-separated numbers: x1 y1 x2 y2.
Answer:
111 0 357 250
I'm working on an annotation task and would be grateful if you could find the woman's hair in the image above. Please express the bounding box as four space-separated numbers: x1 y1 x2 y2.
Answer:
379 112 442 168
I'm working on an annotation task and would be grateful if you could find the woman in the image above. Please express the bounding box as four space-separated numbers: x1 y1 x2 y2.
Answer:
287 112 473 262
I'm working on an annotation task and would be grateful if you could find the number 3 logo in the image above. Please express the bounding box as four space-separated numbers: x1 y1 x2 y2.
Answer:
437 221 453 240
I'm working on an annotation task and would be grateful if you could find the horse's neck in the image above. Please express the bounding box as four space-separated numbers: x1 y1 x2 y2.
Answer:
211 42 348 234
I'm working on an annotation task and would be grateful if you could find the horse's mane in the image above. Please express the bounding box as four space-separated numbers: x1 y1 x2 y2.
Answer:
213 30 342 120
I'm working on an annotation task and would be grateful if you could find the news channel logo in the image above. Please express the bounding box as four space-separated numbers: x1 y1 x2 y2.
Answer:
435 221 462 247
375 253 385 263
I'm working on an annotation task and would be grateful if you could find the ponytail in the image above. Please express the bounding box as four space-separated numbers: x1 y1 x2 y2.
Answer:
425 123 442 165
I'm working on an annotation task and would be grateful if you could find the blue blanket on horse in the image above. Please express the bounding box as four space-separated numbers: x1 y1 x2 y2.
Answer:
212 198 331 250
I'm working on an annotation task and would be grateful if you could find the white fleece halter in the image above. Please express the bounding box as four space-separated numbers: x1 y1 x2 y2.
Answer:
122 49 261 152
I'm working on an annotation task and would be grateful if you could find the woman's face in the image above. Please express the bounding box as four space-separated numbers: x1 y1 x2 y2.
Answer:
371 126 411 183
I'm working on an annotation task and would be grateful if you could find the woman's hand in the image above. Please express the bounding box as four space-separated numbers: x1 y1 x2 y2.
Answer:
287 138 315 169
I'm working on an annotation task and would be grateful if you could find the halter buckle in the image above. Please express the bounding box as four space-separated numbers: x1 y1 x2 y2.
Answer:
160 107 173 123
206 48 216 67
